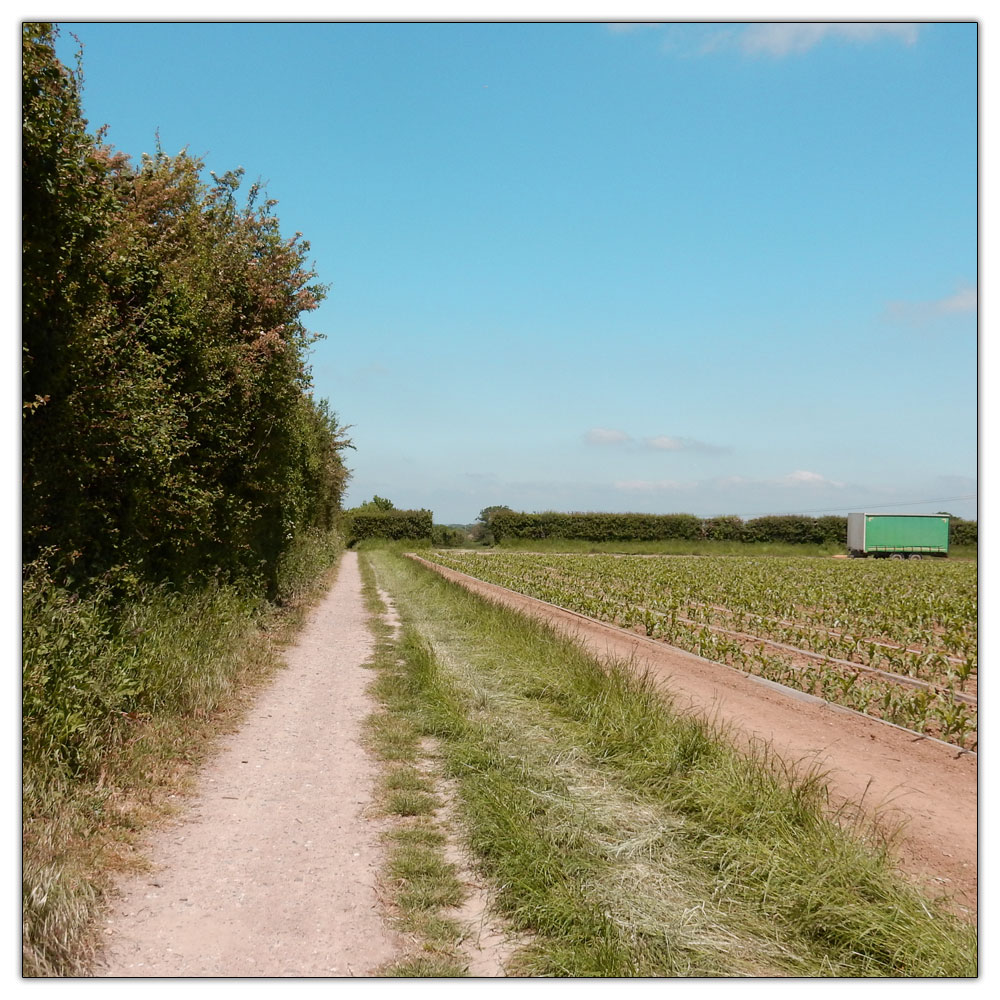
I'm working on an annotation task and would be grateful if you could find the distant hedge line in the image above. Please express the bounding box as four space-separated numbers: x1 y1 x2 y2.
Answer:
950 518 978 546
345 509 434 543
489 511 977 547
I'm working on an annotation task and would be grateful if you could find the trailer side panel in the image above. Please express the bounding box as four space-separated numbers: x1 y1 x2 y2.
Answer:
863 514 950 553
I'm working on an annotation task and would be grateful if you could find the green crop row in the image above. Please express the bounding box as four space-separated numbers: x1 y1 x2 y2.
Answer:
424 552 977 750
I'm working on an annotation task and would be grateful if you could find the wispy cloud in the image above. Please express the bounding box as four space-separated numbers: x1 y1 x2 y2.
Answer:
584 427 632 446
605 21 669 35
884 284 978 325
732 22 919 58
645 435 686 451
613 471 846 494
614 478 687 492
711 470 846 490
644 434 728 454
777 469 846 488
650 21 920 59
585 428 728 453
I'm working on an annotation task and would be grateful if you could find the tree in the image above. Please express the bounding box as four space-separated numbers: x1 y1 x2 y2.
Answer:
353 496 395 512
477 505 513 525
22 24 352 596
470 505 513 545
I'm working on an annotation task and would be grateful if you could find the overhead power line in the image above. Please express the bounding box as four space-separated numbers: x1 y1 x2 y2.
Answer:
734 494 976 519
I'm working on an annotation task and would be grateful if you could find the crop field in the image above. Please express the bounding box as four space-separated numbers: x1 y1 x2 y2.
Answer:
425 552 978 751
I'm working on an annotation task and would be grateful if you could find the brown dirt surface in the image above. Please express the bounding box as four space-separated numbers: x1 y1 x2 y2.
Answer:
95 552 404 977
410 555 978 919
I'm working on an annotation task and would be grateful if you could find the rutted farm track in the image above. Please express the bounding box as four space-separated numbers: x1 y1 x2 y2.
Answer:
410 555 977 919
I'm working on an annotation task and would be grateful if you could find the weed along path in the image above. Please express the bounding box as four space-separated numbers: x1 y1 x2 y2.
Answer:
96 552 402 977
410 555 977 919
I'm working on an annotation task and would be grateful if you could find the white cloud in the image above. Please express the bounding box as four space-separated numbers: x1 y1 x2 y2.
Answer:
605 22 661 34
585 427 632 446
713 471 845 490
780 470 845 488
614 479 686 492
884 283 977 325
737 22 919 57
684 21 920 59
645 435 684 451
935 286 977 314
584 428 729 453
645 434 728 454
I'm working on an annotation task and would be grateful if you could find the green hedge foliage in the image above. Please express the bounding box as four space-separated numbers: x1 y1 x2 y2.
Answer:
22 24 351 599
490 511 702 542
949 518 977 547
345 509 434 544
488 511 977 547
432 525 470 547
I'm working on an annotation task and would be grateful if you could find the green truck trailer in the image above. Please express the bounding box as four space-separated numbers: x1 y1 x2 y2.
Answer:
846 512 950 559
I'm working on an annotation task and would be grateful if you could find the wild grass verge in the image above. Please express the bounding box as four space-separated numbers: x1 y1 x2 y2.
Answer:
364 551 977 978
357 556 468 977
352 537 433 554
22 532 342 977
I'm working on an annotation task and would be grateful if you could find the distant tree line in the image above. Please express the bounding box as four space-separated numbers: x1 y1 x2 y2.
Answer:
479 509 977 548
22 23 352 598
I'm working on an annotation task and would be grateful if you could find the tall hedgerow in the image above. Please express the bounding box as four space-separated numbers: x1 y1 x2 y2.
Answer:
22 24 354 974
22 23 351 597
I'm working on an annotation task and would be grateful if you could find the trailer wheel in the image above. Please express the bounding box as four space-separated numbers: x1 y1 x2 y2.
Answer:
889 553 905 560
907 553 923 560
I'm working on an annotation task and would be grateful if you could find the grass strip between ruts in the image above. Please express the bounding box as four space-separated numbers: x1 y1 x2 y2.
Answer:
357 554 469 977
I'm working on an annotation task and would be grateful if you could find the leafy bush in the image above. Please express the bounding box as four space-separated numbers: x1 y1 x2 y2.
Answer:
22 24 352 976
699 515 745 541
22 23 352 599
274 527 343 605
22 562 266 780
486 511 856 546
490 511 703 543
431 525 469 547
742 515 843 545
949 518 977 547
345 509 434 544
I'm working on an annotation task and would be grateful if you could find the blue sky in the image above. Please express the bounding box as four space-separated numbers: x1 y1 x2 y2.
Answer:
53 18 978 524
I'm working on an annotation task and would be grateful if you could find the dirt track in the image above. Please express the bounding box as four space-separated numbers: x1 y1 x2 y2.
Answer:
96 553 402 977
90 548 975 978
410 555 977 918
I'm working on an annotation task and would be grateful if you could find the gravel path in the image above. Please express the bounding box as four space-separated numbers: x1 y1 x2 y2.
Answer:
96 552 401 977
